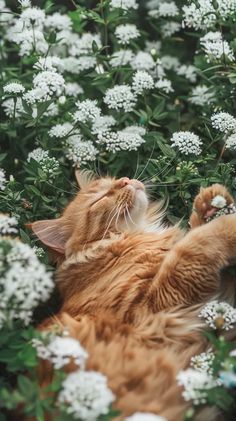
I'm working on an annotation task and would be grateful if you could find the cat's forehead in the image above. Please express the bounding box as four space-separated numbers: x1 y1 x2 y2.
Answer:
83 176 115 193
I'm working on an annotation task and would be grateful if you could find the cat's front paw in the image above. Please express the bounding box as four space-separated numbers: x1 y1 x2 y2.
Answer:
189 184 234 228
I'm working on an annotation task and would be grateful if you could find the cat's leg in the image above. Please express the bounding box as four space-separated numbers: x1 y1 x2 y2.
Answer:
148 213 236 310
189 184 234 228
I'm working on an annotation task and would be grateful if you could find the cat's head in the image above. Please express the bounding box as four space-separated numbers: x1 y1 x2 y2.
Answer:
30 171 156 258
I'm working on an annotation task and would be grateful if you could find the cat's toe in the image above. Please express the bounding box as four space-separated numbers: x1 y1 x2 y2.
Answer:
190 184 234 228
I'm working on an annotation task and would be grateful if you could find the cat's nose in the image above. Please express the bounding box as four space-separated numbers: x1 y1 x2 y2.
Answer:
119 177 130 188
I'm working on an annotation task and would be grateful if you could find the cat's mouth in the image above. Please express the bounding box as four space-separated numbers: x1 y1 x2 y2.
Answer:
119 181 148 226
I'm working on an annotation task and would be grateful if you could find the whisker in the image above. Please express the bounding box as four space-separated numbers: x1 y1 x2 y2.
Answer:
126 205 138 227
102 206 119 240
141 153 178 183
115 205 123 230
132 152 140 180
136 141 156 181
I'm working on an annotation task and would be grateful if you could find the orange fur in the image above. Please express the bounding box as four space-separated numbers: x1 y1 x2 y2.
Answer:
31 176 236 421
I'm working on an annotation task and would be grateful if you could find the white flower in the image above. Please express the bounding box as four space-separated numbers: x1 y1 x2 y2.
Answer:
183 0 236 29
65 137 98 166
58 370 115 420
145 40 161 54
158 1 179 17
110 0 138 9
132 70 154 94
18 0 31 8
9 27 48 56
161 56 180 71
122 125 146 136
33 56 65 73
155 78 173 93
27 147 50 162
27 148 59 178
0 3 13 25
32 333 88 369
73 99 101 124
61 56 96 74
58 95 66 105
0 215 18 235
32 246 45 258
92 116 116 135
65 82 84 97
110 49 134 67
177 65 197 83
3 82 25 95
161 21 181 38
68 32 102 56
200 32 234 63
44 13 72 31
97 127 146 152
146 0 162 9
115 24 140 44
199 301 236 330
226 133 236 150
125 413 167 421
2 98 24 118
218 0 236 19
211 112 236 133
190 351 215 375
19 6 45 28
171 131 202 155
177 368 218 405
189 85 215 106
182 1 216 30
104 85 136 112
33 70 65 97
0 238 54 327
0 169 7 191
211 195 227 209
131 52 155 71
24 71 65 104
49 123 74 138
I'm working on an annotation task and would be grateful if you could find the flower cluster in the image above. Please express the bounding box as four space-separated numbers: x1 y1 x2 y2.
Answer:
104 85 137 112
0 169 7 191
190 351 215 375
177 368 218 405
58 370 115 420
171 131 203 155
0 237 54 327
3 82 25 95
110 0 138 10
27 148 59 179
200 32 235 63
199 301 236 330
98 126 146 152
32 332 88 369
211 112 236 133
65 137 98 166
0 214 18 235
189 85 215 106
115 24 140 44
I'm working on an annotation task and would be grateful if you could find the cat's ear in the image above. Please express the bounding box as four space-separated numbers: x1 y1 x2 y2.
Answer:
28 218 68 254
75 169 96 189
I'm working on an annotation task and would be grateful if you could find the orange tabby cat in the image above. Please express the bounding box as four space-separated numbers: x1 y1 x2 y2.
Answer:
31 173 236 421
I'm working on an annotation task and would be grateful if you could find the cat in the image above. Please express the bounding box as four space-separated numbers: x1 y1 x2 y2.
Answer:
31 172 236 421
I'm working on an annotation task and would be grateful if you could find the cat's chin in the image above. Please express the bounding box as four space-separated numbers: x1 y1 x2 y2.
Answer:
118 188 149 231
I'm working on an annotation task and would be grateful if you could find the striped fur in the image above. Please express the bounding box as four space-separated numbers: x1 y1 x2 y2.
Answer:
32 177 236 421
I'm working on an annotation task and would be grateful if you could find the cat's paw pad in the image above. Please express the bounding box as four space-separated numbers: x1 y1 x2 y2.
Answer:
190 184 234 227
